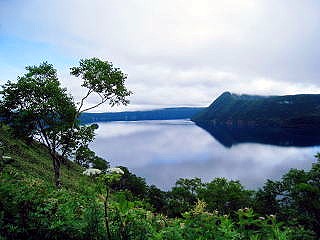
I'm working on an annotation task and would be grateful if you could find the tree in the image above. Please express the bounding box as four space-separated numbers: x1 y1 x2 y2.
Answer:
75 145 110 171
70 58 132 116
110 167 148 198
0 62 79 187
0 58 131 187
198 178 253 214
166 178 204 217
254 157 320 238
146 185 167 213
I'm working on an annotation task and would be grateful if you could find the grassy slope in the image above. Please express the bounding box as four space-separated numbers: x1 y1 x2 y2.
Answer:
0 126 93 192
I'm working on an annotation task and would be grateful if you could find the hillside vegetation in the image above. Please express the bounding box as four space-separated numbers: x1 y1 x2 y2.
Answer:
0 126 93 191
192 92 320 128
1 125 319 239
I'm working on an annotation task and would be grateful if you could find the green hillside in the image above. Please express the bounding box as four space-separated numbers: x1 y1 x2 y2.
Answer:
0 126 93 192
192 92 320 128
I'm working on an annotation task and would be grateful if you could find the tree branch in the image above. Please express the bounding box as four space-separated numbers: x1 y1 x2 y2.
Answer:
79 98 108 113
77 89 93 113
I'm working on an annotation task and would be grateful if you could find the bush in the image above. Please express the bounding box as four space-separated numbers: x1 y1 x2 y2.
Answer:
0 171 98 240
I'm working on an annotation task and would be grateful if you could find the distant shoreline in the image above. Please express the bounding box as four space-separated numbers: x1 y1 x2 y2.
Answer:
80 107 204 123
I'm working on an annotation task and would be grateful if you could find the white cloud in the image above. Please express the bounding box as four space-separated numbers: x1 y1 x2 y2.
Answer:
1 0 320 110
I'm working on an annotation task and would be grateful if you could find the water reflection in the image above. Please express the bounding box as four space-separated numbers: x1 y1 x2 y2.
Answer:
195 122 320 148
90 120 320 190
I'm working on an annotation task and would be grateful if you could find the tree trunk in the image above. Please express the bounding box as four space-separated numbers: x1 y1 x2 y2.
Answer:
51 153 62 188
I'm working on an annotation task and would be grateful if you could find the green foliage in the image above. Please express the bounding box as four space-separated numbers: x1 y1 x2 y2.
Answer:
0 62 76 141
0 171 99 240
111 166 148 198
254 158 320 238
0 125 319 239
165 177 253 217
199 178 253 214
108 193 155 239
166 178 204 217
0 125 93 190
146 185 167 213
75 145 109 171
92 156 110 172
0 58 132 187
154 201 294 240
82 201 105 240
0 62 93 187
70 58 132 109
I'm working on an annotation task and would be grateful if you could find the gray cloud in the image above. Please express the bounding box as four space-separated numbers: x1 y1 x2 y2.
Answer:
1 0 320 110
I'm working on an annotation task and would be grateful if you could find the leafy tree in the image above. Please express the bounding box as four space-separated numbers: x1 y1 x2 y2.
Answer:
70 58 132 115
0 62 80 187
92 156 110 172
75 145 109 171
254 179 282 215
166 178 204 217
110 167 148 198
254 155 320 238
278 164 320 236
75 145 96 168
0 58 131 187
62 57 132 163
198 178 253 214
146 185 167 213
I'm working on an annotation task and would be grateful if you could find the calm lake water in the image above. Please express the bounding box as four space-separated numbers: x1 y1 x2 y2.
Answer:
90 120 320 190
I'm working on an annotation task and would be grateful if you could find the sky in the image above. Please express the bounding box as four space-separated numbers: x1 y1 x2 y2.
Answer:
1 0 320 112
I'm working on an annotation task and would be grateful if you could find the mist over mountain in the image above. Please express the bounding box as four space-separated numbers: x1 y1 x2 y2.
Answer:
192 92 320 128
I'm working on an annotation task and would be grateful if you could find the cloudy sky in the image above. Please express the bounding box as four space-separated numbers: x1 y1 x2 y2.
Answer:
1 0 320 111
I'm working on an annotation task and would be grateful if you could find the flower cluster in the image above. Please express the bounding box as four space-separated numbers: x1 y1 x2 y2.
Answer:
106 167 124 175
82 168 102 176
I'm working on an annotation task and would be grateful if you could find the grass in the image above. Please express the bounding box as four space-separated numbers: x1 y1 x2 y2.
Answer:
0 125 94 192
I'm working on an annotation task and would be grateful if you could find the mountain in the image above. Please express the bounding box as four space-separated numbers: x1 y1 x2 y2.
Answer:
80 107 204 124
192 92 320 128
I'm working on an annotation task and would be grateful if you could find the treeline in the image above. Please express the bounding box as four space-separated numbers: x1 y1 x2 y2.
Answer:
80 107 204 123
109 159 320 239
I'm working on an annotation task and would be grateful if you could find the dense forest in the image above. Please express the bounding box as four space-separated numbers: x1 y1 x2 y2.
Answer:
0 60 319 239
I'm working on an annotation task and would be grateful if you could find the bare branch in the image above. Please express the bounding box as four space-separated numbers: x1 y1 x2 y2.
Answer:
77 89 93 113
80 98 108 113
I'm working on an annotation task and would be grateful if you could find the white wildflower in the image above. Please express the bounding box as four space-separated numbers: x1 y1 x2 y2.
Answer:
106 167 124 175
258 217 265 220
83 168 102 176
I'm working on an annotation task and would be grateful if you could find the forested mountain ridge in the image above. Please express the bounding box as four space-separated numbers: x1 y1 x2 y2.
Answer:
192 92 320 128
80 107 204 123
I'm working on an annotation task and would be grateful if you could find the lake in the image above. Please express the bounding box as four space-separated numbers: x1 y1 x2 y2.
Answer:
90 120 320 190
